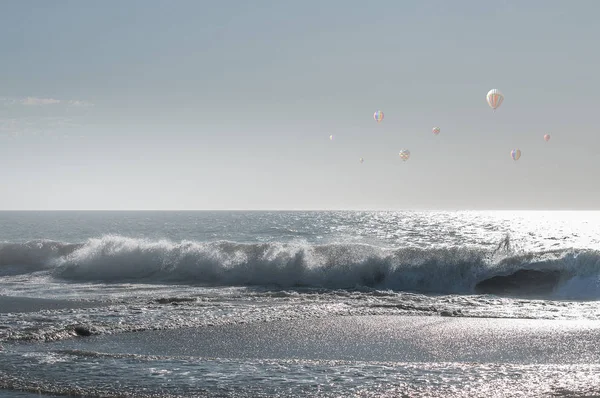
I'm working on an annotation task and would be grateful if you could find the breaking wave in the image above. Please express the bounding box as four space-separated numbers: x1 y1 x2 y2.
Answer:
1 236 599 298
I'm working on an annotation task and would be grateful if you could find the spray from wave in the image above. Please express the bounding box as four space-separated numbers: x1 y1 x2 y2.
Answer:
1 235 599 298
0 240 82 275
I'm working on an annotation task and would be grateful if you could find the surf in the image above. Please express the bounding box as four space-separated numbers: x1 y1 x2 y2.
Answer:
0 235 599 299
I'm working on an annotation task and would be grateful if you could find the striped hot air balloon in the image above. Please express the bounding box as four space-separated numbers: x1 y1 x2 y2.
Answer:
511 149 521 161
432 127 440 135
487 89 504 111
399 149 410 161
374 110 384 123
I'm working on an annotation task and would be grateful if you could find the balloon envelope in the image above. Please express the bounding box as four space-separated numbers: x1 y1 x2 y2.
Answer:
329 135 334 140
432 127 440 135
399 149 410 161
511 149 521 160
359 157 364 163
374 110 384 123
544 134 551 142
487 89 504 110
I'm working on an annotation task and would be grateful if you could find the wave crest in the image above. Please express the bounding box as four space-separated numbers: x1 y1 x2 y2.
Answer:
1 235 599 297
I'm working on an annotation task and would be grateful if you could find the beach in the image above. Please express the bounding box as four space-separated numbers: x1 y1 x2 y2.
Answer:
2 210 600 397
2 314 600 397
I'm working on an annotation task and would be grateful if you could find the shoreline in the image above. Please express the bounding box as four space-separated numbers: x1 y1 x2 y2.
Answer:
17 315 600 365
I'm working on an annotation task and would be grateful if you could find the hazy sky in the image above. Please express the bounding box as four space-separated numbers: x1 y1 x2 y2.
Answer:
1 0 599 210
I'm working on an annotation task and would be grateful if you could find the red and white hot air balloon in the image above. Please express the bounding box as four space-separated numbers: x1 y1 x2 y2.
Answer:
486 89 504 111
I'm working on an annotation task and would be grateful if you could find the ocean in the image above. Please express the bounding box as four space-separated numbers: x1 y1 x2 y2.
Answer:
1 210 600 397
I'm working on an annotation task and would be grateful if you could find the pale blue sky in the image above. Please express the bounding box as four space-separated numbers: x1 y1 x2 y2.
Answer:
1 0 599 210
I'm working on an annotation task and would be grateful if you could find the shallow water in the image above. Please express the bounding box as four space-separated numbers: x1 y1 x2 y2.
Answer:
3 316 600 397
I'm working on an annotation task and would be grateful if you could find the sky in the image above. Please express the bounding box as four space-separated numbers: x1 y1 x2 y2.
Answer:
1 0 599 210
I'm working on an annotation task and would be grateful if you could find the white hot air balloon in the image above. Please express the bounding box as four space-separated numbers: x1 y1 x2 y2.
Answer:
329 135 334 141
359 157 364 163
487 89 504 111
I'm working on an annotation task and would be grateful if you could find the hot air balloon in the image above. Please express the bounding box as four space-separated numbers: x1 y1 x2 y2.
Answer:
374 110 384 123
487 89 504 111
329 135 334 141
544 134 550 142
399 149 410 161
511 149 521 161
432 127 440 135
359 157 364 163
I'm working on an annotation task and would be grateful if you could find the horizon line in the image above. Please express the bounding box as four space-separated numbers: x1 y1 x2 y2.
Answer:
0 209 598 212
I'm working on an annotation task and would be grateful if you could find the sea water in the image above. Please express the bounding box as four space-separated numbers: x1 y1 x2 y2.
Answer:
1 210 600 397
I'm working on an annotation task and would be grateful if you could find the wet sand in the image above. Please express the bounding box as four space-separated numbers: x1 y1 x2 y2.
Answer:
34 315 600 365
3 315 600 397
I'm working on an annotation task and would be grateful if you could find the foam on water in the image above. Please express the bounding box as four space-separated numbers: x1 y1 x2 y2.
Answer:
1 235 599 298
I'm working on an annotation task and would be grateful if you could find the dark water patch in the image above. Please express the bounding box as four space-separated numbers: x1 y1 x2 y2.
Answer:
475 270 562 297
